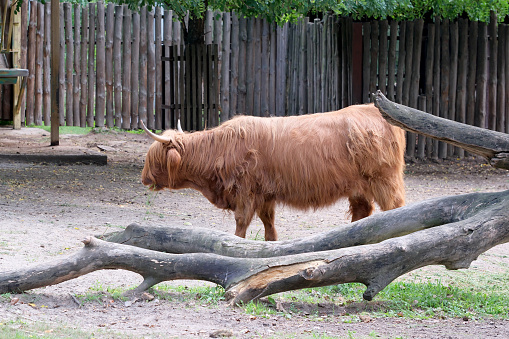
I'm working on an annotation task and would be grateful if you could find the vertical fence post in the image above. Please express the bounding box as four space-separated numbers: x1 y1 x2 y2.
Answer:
105 4 114 127
43 3 51 125
73 4 82 126
221 12 231 120
80 4 89 127
155 7 162 130
130 10 140 129
95 1 105 127
121 5 131 129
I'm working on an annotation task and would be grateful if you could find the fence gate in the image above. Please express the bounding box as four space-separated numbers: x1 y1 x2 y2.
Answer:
162 43 219 131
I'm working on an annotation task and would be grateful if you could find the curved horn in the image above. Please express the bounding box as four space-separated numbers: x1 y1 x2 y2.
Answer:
177 119 183 133
140 120 172 143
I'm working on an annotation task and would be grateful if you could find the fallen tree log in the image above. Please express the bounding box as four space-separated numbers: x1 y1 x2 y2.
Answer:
2 190 509 304
374 90 509 169
101 192 498 257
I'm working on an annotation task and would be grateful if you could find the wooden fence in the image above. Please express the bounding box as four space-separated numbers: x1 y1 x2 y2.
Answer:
162 44 219 131
362 14 509 159
17 3 350 131
5 2 509 159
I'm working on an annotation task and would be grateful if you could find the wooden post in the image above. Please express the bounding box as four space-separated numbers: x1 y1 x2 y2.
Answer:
35 2 43 125
387 21 398 101
73 5 81 126
121 6 131 129
147 8 155 129
58 4 64 126
439 19 450 158
496 24 506 133
139 7 147 127
50 0 60 145
79 5 88 127
230 12 239 119
361 22 370 103
12 0 22 129
456 19 468 158
395 22 405 104
43 3 51 126
26 2 36 126
476 22 488 128
64 3 72 126
131 11 140 129
488 11 498 131
221 12 231 120
95 1 105 127
378 20 388 96
105 4 114 127
113 5 122 128
424 23 435 158
87 3 95 127
155 7 162 130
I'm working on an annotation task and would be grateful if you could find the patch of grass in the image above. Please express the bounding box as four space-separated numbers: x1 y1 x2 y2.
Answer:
0 293 12 302
0 318 132 339
242 299 279 318
152 284 225 305
74 281 130 305
28 125 92 135
281 272 509 320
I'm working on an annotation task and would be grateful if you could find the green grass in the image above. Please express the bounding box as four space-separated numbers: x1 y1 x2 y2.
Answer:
279 271 509 320
97 270 509 320
73 281 129 306
151 283 225 305
27 125 93 135
0 318 131 339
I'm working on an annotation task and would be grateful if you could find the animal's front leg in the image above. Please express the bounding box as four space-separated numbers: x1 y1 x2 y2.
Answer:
233 200 256 238
348 195 375 221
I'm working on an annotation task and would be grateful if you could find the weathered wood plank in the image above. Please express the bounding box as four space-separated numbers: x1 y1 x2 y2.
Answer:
73 4 81 126
105 4 114 127
221 12 231 120
155 7 162 130
43 3 50 125
147 8 156 129
95 1 105 127
138 7 147 127
35 1 43 125
87 3 95 127
113 5 122 128
80 5 89 127
130 11 140 129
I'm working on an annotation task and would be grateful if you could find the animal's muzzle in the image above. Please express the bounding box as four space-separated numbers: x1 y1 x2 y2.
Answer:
142 178 163 191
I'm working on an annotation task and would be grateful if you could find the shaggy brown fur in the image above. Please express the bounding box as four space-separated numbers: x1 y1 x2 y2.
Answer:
142 103 406 241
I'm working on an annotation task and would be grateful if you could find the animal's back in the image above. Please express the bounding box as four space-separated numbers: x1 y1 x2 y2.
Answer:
218 104 405 210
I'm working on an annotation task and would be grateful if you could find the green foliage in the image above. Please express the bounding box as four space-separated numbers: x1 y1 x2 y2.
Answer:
12 0 509 23
341 0 509 21
104 0 509 23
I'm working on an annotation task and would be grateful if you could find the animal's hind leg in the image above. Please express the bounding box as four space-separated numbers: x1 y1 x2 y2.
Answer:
348 195 375 222
257 199 277 241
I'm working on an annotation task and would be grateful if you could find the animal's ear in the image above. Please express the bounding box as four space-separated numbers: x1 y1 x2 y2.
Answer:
167 148 181 172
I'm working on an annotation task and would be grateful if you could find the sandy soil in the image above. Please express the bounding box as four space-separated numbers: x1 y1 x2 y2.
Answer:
1 126 509 338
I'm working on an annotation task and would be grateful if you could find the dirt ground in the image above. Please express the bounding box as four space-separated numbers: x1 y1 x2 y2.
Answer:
1 126 509 338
